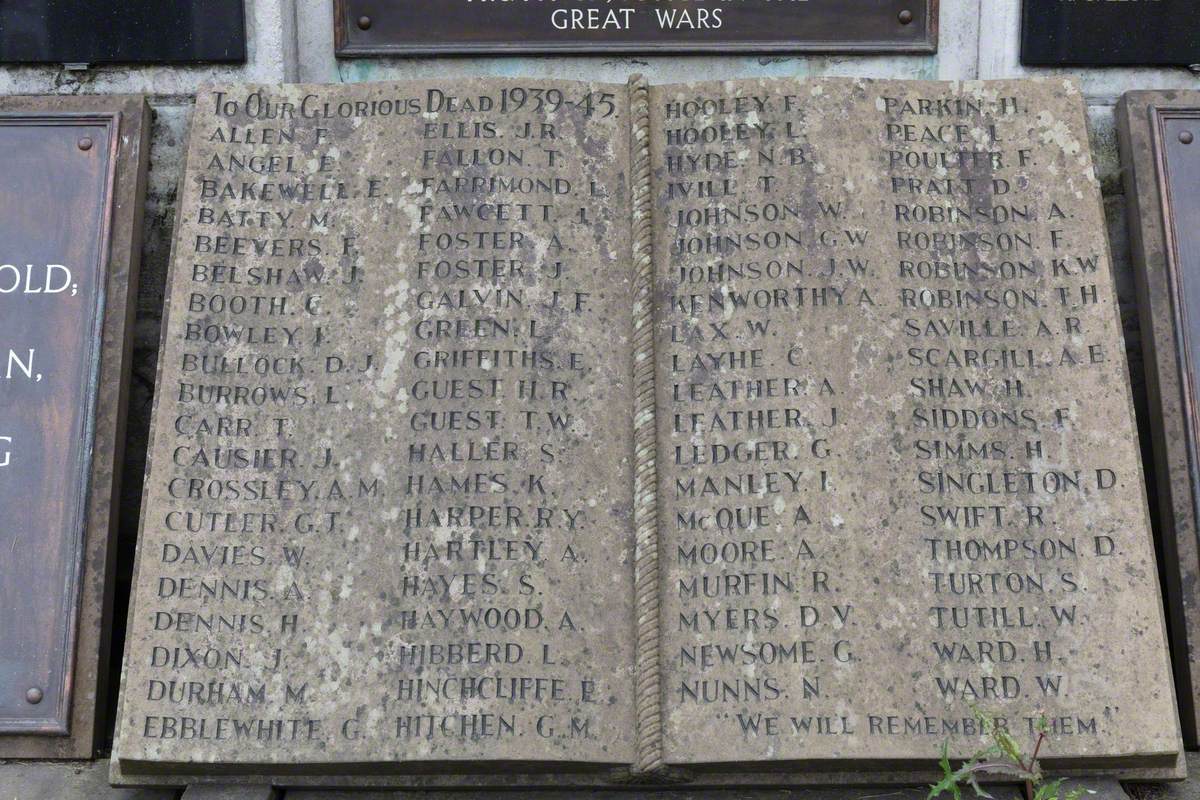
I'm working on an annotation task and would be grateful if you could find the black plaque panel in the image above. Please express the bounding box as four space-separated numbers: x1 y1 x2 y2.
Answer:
0 0 245 65
334 0 937 56
0 115 116 735
1021 0 1199 67
1156 111 1200 696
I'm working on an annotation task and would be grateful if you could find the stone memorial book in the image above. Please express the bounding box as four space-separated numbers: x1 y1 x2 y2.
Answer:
112 77 1183 787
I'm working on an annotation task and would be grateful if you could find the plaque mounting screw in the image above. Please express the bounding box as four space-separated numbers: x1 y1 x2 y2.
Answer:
1182 131 1195 145
77 137 93 151
357 15 372 30
25 688 43 705
898 9 914 24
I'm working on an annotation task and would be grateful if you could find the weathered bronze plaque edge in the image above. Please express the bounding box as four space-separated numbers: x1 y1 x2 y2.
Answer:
1150 105 1200 743
0 96 150 760
1151 106 1200 560
0 112 120 737
332 0 938 56
1118 91 1200 751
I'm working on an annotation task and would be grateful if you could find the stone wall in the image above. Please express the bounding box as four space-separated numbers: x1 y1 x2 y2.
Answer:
0 0 1196 748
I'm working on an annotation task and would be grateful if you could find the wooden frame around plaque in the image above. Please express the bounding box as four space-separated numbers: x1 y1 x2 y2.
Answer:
0 95 150 759
1119 91 1200 750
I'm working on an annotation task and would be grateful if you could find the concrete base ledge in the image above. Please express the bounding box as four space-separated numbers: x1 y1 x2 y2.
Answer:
0 760 176 800
5 758 1188 800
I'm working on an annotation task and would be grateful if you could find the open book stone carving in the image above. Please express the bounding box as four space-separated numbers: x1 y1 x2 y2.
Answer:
112 77 1182 786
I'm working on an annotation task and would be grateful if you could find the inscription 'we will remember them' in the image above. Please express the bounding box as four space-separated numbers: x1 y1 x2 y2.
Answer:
653 79 1178 769
114 77 1180 783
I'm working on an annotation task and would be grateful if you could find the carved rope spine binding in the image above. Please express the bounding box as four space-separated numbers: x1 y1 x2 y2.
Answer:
629 74 664 776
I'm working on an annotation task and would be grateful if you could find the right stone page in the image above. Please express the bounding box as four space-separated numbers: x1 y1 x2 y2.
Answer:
649 78 1181 771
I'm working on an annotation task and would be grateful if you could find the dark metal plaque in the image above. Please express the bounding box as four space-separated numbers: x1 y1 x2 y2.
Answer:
334 0 937 56
0 97 147 761
1118 92 1200 749
0 0 245 65
1021 0 1199 67
1156 112 1200 720
0 115 117 735
1157 110 1200 466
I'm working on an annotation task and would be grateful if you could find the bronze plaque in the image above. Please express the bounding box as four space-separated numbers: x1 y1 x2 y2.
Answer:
334 0 937 55
1118 92 1200 749
0 98 149 757
0 115 117 735
1157 109 1200 503
1153 108 1200 742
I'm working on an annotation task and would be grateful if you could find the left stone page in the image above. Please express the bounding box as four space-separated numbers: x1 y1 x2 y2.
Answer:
114 81 637 776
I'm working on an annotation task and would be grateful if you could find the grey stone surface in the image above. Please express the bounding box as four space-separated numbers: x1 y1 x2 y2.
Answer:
114 79 638 777
650 78 1179 768
287 790 934 800
107 74 1182 786
1084 780 1140 800
0 758 1154 800
182 785 278 800
1131 753 1200 800
284 781 1132 799
0 760 176 800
